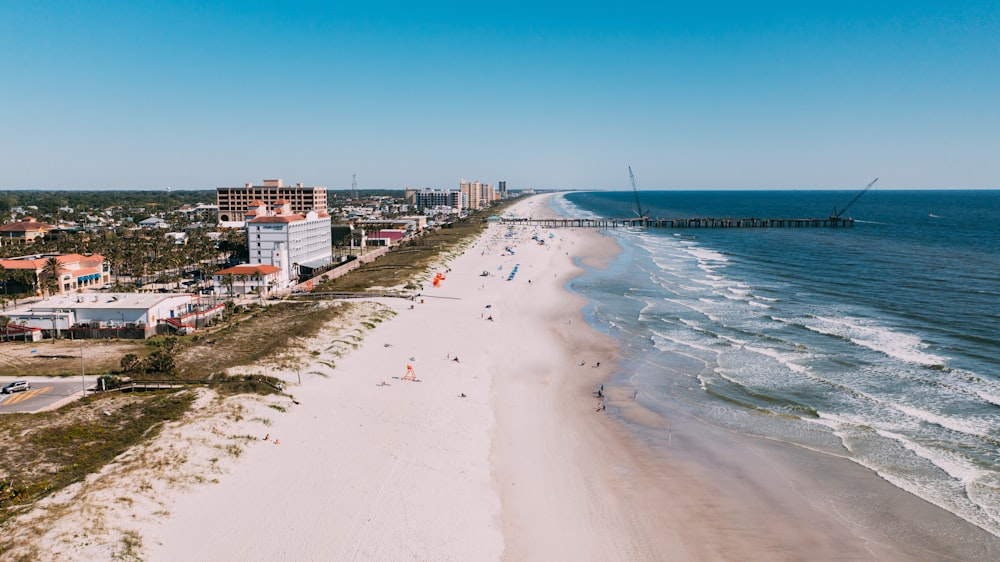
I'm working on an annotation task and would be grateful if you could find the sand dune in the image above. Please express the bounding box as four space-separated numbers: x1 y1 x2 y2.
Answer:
15 194 997 561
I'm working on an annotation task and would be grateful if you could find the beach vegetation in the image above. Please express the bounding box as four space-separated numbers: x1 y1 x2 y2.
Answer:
111 529 143 562
0 194 513 544
313 199 518 292
0 391 195 527
250 417 272 427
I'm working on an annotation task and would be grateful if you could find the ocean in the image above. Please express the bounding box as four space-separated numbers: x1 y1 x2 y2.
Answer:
551 189 1000 538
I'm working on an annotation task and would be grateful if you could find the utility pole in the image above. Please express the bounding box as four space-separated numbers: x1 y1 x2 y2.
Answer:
80 339 85 397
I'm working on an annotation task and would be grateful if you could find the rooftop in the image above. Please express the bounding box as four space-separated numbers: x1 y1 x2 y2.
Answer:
26 292 192 311
214 264 282 276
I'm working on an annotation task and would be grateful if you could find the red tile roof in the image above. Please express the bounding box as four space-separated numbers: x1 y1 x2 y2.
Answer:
0 253 104 270
0 220 54 233
72 267 101 278
249 215 305 223
0 259 38 270
214 264 282 276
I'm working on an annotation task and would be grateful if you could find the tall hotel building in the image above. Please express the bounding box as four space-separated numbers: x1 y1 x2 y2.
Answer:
217 179 328 224
245 200 332 284
404 188 466 211
459 180 496 210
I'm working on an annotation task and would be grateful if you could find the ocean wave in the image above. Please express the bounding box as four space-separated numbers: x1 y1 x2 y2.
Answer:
742 345 810 374
874 428 981 485
809 412 1000 536
680 246 729 263
976 391 1000 408
650 328 722 357
890 401 994 441
802 315 948 366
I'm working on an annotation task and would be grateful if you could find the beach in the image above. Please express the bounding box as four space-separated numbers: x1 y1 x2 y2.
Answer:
14 193 999 561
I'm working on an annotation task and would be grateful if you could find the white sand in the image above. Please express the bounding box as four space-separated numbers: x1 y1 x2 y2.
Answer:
14 194 997 561
136 193 677 560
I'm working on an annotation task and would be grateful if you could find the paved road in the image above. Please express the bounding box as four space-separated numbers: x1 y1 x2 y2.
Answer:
0 377 91 413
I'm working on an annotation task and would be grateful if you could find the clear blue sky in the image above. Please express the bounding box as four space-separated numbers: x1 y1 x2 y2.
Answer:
2 1 998 190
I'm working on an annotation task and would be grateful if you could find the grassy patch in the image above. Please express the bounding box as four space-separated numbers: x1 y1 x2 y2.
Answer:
170 301 357 377
0 198 520 547
0 339 147 378
314 200 518 292
0 391 195 527
112 529 143 561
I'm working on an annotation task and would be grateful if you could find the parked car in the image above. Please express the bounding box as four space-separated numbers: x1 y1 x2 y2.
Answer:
2 381 30 394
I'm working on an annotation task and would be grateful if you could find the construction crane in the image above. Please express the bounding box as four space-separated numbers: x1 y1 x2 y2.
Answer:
832 177 878 219
628 166 647 218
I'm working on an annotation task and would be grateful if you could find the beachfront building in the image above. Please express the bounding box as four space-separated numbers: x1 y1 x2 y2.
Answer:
245 200 333 284
0 217 55 245
0 253 111 295
498 180 507 199
211 263 284 297
4 292 214 339
216 179 328 225
404 188 466 212
459 180 496 210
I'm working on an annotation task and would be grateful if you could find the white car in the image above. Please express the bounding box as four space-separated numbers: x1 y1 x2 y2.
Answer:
2 380 30 394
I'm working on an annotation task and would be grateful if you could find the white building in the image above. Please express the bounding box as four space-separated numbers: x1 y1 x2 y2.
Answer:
7 293 199 339
211 263 284 297
138 217 169 229
246 200 332 284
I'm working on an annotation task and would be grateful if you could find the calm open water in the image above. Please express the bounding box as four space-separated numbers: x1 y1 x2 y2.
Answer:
552 189 1000 537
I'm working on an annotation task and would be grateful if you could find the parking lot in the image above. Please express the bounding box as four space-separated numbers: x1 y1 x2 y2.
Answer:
0 377 91 413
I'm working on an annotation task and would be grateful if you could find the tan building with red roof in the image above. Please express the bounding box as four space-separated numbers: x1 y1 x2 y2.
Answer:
0 253 110 295
216 179 328 225
0 217 55 245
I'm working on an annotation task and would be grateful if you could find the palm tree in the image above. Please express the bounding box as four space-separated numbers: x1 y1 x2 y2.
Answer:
41 257 63 296
0 315 10 342
236 274 249 297
223 273 235 297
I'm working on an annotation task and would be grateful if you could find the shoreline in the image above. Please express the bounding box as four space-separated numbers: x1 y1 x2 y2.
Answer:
9 193 998 560
556 194 1000 560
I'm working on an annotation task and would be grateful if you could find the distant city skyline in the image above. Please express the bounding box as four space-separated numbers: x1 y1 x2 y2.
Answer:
2 1 998 191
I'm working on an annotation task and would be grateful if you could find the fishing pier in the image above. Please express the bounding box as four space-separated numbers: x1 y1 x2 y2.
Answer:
499 216 855 229
514 172 876 230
